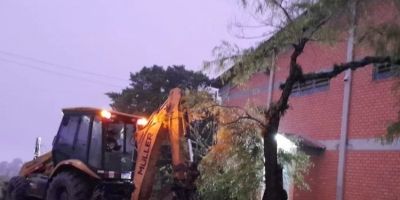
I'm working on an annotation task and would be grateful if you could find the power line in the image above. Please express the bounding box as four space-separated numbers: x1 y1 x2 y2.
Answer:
0 50 128 81
0 57 125 88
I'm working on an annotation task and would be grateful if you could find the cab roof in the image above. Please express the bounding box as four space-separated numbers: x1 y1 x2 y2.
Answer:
62 107 144 120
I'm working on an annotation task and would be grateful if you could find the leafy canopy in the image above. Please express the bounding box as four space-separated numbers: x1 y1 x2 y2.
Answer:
183 92 313 199
106 65 210 115
205 0 351 85
196 119 264 200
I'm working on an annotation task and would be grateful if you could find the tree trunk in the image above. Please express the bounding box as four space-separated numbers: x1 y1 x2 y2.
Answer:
262 40 308 200
262 113 287 200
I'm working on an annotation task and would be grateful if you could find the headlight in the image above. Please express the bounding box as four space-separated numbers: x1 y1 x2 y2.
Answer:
100 110 112 119
121 172 132 180
137 118 148 126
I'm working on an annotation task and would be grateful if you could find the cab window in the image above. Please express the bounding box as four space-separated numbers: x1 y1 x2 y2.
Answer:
74 115 91 161
104 122 125 171
103 121 135 172
89 117 102 168
105 122 124 153
53 115 80 164
125 124 135 158
57 116 79 146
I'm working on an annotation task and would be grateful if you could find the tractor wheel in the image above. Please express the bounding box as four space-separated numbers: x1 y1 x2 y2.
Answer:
46 171 92 200
6 176 28 200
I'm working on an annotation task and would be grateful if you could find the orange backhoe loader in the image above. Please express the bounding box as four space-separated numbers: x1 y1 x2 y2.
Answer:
6 88 196 200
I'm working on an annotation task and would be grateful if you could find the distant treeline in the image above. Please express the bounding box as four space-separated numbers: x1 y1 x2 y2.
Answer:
0 159 23 199
0 158 23 181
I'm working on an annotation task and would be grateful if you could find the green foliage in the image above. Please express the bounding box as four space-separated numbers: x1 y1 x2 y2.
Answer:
201 1 400 199
205 0 351 86
107 65 210 115
182 89 217 119
189 120 217 164
381 121 400 144
181 90 219 162
182 91 265 199
180 89 314 198
357 0 400 61
207 0 400 87
278 149 313 191
0 159 23 180
0 179 7 200
197 121 264 200
362 22 400 60
150 163 174 200
195 116 313 199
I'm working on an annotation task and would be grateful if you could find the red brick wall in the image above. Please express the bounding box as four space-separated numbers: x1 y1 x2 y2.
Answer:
348 64 398 139
225 41 350 140
344 151 400 200
348 0 400 139
293 152 338 200
276 41 347 140
224 72 269 107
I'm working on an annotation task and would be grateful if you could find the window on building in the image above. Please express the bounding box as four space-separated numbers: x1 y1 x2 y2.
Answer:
373 63 400 80
291 77 330 96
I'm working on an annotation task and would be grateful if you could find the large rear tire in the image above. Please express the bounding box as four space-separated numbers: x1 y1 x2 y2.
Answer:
6 176 28 200
46 171 92 200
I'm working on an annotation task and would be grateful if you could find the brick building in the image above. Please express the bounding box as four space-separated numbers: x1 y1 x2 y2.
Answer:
213 1 400 199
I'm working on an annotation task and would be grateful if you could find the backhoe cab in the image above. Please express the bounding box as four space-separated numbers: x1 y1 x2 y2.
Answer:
7 108 146 200
8 88 196 200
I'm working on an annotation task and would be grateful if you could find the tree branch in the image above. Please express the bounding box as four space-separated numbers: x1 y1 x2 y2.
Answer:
273 38 309 114
271 0 293 23
219 115 264 127
205 104 266 127
280 56 399 89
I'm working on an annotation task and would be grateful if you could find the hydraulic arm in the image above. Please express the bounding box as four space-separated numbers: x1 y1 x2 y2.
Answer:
131 88 195 200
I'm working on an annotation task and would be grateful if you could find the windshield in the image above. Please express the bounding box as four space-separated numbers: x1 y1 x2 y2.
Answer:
103 121 135 173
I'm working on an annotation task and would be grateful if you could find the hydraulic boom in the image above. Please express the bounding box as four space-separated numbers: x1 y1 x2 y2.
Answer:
132 88 196 200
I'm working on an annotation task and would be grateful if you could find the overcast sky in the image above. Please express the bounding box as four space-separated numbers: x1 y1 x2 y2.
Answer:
0 0 259 162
